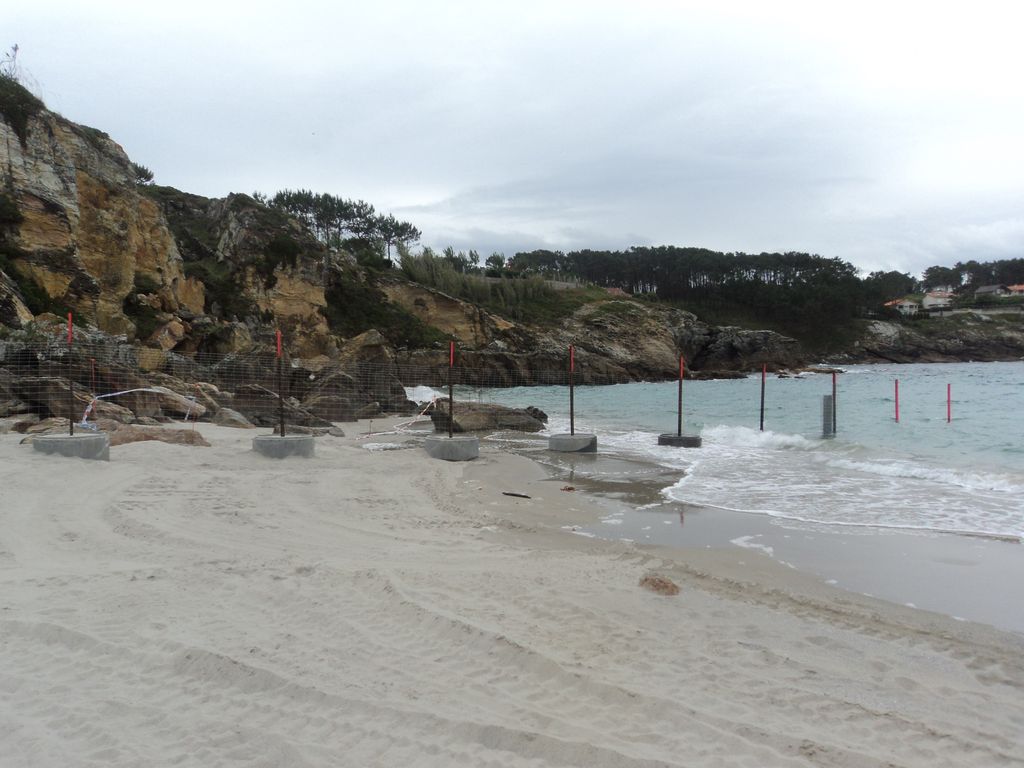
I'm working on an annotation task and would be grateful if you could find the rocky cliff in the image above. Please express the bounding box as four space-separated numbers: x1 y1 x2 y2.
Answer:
0 103 204 334
839 315 1024 364
0 82 809 385
0 82 336 356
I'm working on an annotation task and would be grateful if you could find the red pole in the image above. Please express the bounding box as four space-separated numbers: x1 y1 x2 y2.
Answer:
448 340 455 439
569 345 575 436
67 312 74 436
895 379 900 423
276 330 284 437
947 383 951 423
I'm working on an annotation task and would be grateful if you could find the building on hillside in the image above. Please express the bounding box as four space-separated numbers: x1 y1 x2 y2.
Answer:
922 290 954 310
974 284 1009 299
1007 284 1024 296
884 297 920 316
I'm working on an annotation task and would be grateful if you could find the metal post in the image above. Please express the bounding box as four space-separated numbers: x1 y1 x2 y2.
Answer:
448 340 454 438
759 363 766 431
895 379 900 423
569 345 575 436
677 355 684 437
832 371 837 434
276 330 285 437
67 312 74 436
947 383 951 423
822 395 834 438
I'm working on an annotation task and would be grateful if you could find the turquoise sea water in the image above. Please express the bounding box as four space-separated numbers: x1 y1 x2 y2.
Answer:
454 362 1024 541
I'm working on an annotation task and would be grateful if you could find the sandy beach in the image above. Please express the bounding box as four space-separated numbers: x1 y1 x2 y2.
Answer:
1 421 1022 767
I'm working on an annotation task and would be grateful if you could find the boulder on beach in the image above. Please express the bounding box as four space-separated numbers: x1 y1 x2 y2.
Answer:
428 400 545 433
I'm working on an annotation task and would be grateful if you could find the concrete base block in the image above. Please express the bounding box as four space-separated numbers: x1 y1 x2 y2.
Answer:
252 434 315 458
424 435 479 462
548 433 598 453
657 433 703 448
33 433 110 461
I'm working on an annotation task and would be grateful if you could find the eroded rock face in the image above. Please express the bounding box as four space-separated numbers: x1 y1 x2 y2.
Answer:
0 271 33 327
395 297 806 384
0 112 204 336
846 318 1024 363
381 280 523 348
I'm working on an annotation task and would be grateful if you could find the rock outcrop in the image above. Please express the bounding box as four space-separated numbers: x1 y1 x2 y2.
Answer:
427 400 546 433
841 316 1024 364
0 83 343 357
392 298 807 385
0 104 205 334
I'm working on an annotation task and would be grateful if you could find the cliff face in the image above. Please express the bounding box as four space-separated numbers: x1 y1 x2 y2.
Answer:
389 293 807 383
0 91 336 355
841 316 1024 364
1 110 204 334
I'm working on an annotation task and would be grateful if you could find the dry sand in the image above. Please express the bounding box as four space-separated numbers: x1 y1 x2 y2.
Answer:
1 421 1022 767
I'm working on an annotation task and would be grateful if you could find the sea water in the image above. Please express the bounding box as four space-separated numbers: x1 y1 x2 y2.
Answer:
459 361 1024 541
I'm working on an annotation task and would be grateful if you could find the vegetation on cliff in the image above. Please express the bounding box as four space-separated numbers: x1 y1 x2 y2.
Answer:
399 248 606 326
255 189 421 265
0 49 43 147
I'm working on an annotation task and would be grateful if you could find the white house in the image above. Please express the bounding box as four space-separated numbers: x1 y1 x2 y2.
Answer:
922 290 954 310
1007 284 1024 296
884 298 920 316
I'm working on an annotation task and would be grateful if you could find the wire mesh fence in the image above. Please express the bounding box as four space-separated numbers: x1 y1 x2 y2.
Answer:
0 335 646 433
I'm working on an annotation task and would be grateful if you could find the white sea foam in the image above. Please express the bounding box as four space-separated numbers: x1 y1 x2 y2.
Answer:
825 457 1024 494
731 536 774 556
404 385 443 404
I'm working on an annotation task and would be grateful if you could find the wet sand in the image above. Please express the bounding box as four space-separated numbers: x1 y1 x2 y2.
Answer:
509 443 1024 635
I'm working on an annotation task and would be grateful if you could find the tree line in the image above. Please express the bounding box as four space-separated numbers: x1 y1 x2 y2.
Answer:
254 189 421 263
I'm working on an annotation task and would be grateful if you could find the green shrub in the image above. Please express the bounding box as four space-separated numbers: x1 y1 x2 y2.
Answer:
121 292 161 341
132 272 162 294
0 192 22 226
71 124 111 153
324 277 447 348
399 250 603 326
0 74 44 147
0 242 66 315
256 234 302 288
183 259 256 319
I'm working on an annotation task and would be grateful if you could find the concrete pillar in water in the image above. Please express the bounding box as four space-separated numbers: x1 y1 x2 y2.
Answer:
822 395 835 438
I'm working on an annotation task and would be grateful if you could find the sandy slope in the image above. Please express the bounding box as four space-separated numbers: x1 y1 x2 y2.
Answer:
1 423 1022 767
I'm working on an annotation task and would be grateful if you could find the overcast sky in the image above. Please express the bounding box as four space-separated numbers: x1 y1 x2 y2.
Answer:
10 1 1024 277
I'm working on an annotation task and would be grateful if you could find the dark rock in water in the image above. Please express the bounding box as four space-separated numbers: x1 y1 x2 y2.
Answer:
525 406 548 423
429 400 545 433
687 369 748 380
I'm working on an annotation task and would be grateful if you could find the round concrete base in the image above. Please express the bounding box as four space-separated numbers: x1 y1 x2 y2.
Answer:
657 433 702 448
548 433 598 453
32 432 110 461
252 434 315 458
424 435 479 462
